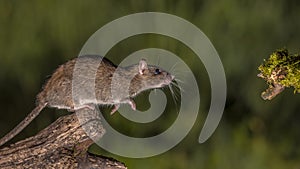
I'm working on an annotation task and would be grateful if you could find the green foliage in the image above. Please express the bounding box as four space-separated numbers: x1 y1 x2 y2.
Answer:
258 48 300 93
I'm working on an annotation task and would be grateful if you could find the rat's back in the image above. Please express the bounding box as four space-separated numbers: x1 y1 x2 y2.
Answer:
37 55 117 110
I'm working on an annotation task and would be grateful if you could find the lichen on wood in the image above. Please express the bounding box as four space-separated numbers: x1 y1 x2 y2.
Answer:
258 48 300 100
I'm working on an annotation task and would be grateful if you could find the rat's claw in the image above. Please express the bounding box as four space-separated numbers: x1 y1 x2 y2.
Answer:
110 104 120 115
128 99 136 111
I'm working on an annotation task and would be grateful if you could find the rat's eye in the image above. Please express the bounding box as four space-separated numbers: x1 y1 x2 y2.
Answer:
154 68 161 75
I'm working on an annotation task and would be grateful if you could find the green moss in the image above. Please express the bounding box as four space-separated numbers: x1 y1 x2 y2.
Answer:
258 48 300 100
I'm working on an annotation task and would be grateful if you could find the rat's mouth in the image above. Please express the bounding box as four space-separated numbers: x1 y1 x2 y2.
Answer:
167 75 175 83
161 75 175 87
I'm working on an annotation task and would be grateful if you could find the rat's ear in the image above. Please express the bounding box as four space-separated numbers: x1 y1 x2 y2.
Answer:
139 59 148 74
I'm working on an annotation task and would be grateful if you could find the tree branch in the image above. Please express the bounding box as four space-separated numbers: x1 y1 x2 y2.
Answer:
0 108 127 169
258 48 300 100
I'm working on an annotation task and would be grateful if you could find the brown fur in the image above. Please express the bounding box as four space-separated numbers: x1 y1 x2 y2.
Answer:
0 55 174 146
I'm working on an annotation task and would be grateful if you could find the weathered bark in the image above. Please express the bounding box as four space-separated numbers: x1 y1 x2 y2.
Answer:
0 108 127 169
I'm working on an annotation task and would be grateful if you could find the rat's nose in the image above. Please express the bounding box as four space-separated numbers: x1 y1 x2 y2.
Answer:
171 75 175 80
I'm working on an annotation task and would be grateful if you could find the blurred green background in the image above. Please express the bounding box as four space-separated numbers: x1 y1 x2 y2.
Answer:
0 0 300 168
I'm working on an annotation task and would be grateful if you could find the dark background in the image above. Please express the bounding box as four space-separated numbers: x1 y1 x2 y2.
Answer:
0 0 299 168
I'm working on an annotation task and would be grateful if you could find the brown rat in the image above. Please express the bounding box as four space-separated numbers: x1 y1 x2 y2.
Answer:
0 55 174 147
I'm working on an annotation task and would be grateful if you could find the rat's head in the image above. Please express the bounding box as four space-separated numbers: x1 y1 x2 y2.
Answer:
129 59 175 95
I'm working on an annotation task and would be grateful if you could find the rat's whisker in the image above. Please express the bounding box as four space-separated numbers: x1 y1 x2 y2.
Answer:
172 84 185 93
171 81 184 93
174 78 184 84
172 72 190 79
172 73 189 80
171 81 180 88
168 84 179 113
156 55 160 66
169 61 180 73
170 82 181 100
173 87 181 101
168 84 175 99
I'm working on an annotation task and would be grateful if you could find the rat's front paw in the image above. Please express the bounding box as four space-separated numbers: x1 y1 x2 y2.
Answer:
128 99 136 111
110 104 120 115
